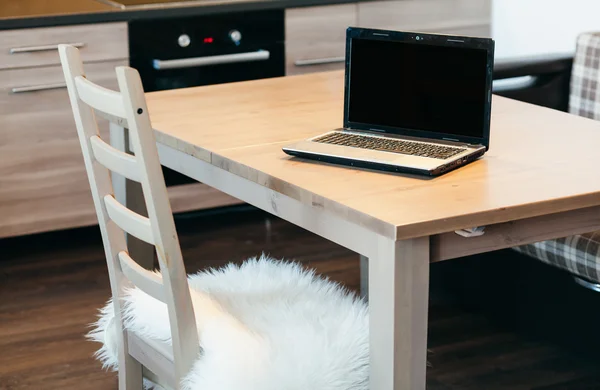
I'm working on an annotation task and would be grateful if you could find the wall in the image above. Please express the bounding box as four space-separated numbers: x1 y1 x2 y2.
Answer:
492 0 600 59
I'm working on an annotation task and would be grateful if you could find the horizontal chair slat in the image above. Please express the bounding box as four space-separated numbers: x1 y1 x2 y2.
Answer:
119 251 165 303
104 194 154 245
90 136 141 182
75 76 127 120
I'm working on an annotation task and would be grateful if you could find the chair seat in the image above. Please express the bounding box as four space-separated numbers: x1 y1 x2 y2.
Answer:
88 256 369 390
514 231 600 284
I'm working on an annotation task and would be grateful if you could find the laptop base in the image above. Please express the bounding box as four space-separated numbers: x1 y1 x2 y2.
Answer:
283 148 485 177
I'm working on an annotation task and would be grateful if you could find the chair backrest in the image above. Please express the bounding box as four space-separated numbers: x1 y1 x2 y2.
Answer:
570 32 600 119
58 44 199 383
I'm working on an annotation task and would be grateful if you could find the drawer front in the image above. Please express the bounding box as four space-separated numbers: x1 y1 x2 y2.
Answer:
0 61 127 145
285 4 357 75
0 61 126 238
0 22 128 70
358 0 491 37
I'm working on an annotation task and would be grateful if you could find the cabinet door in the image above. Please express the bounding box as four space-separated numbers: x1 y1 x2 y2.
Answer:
0 62 243 238
0 61 127 238
358 0 491 37
285 4 358 75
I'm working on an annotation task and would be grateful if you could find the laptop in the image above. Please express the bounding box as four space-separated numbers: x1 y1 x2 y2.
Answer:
282 27 495 176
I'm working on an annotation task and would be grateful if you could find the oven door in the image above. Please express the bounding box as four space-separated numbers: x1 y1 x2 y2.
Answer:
128 10 284 186
134 42 284 186
129 9 285 92
136 42 284 92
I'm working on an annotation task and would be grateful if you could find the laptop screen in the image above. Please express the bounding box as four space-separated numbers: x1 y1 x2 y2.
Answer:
347 37 489 140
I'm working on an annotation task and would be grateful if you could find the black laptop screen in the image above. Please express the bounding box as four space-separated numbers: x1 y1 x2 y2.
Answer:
348 37 489 139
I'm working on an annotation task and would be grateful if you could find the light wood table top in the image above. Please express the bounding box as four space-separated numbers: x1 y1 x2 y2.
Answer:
146 70 600 240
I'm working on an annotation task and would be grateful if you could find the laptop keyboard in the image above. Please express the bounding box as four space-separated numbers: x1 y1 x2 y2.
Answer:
313 132 466 160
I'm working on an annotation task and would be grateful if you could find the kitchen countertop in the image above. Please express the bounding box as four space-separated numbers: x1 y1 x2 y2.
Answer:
0 0 115 19
0 0 362 30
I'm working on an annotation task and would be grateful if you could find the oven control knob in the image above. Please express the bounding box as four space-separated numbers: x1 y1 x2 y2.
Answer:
229 30 242 45
178 34 191 48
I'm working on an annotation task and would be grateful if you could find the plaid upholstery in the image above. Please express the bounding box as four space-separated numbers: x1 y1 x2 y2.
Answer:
513 32 600 284
514 232 600 283
569 32 600 119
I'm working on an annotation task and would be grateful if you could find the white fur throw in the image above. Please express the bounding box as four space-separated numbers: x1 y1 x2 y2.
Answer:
88 256 369 390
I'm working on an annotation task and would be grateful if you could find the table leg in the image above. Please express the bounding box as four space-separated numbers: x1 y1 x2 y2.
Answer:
360 255 369 300
369 236 430 390
110 123 155 270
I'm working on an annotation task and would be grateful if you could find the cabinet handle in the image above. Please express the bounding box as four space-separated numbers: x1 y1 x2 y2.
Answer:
153 50 270 70
9 42 85 54
492 76 538 93
294 56 345 67
11 83 67 94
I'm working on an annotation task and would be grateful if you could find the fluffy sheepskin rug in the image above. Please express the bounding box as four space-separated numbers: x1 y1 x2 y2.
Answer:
87 256 369 390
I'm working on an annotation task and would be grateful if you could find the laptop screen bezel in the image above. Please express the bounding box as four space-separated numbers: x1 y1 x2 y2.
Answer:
343 27 495 149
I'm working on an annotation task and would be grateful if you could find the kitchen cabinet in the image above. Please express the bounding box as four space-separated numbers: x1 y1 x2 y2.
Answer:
0 22 130 238
0 22 240 238
284 0 491 77
285 4 358 75
357 0 491 37
0 61 126 238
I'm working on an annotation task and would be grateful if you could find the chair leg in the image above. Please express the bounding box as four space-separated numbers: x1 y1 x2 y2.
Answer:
119 352 144 390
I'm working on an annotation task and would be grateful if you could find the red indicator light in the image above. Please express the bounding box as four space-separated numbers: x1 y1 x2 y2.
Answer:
204 37 214 43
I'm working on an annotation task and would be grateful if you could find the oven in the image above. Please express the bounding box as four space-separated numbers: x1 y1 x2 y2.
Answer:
128 9 285 186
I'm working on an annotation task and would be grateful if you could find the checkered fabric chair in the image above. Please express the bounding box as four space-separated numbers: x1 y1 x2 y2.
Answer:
514 32 600 286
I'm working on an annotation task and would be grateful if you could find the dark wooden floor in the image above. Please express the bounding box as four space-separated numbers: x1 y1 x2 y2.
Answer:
2 207 600 390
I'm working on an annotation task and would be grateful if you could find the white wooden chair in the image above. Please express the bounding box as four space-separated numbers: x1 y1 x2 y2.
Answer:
59 44 199 389
59 44 368 390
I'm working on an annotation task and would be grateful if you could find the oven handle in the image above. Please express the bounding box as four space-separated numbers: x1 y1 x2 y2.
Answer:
492 76 538 93
152 50 270 70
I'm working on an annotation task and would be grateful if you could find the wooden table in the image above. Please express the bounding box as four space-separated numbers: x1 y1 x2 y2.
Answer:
137 70 600 389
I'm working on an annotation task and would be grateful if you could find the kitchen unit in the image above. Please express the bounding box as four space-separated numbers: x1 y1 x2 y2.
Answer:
285 4 357 75
286 0 491 76
0 0 492 238
0 22 129 238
